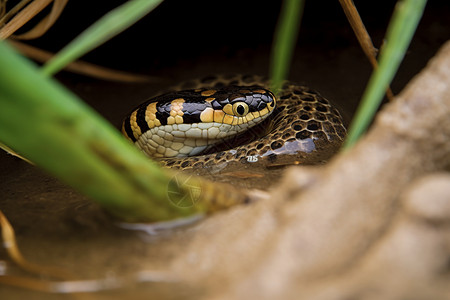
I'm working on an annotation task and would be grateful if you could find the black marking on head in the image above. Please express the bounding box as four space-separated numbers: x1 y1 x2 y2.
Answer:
211 100 223 110
182 102 205 124
155 102 170 126
123 115 137 142
256 100 267 111
136 106 150 133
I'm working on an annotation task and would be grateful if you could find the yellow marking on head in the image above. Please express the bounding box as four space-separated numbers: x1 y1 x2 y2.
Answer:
245 112 256 122
130 110 142 140
259 107 269 117
167 98 185 124
200 107 214 122
170 98 185 116
201 89 217 97
222 103 233 115
172 98 185 105
251 111 261 119
213 110 225 123
175 115 184 124
145 102 158 128
223 114 234 125
268 97 276 111
205 97 215 103
253 89 267 94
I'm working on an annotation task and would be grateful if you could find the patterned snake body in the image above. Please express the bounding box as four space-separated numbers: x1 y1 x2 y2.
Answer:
122 75 347 171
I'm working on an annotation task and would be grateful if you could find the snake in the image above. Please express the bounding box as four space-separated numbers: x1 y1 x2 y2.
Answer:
122 74 347 173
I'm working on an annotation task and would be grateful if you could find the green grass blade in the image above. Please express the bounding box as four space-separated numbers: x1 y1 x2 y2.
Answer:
41 0 164 76
0 41 210 222
270 0 305 93
343 0 428 149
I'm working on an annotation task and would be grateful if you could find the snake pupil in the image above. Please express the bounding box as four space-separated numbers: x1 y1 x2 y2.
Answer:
236 105 245 115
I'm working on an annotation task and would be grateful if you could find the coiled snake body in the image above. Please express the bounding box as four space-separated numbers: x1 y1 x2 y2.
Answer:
122 75 347 174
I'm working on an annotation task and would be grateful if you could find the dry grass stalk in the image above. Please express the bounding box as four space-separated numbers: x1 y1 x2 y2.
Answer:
339 0 395 101
10 40 158 82
13 0 68 40
0 0 53 39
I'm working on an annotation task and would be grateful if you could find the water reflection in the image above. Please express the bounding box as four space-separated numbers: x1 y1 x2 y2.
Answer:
261 137 316 157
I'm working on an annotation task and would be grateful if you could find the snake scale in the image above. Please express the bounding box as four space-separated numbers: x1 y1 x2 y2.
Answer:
122 74 347 175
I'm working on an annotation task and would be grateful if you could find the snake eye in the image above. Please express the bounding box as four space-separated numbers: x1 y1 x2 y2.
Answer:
232 102 249 117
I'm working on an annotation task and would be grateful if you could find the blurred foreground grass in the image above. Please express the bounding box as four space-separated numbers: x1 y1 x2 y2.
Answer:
0 41 212 222
0 0 428 222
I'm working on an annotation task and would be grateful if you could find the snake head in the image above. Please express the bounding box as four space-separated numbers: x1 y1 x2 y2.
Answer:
122 86 277 158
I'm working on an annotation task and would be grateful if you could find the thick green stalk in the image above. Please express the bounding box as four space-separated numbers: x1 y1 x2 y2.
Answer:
0 41 208 222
